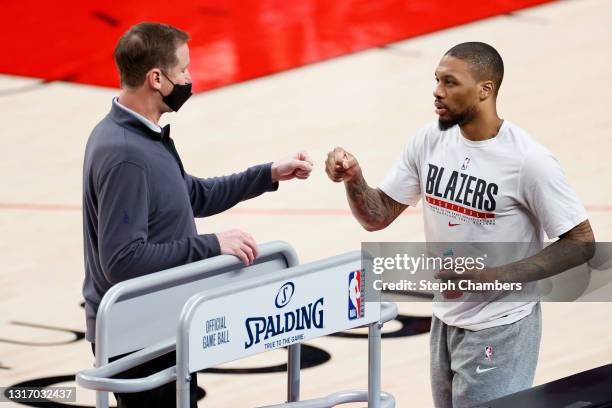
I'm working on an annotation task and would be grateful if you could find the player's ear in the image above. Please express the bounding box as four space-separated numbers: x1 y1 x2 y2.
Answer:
480 80 494 100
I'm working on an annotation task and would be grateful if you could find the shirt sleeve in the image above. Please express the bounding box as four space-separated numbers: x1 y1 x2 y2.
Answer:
378 128 425 207
518 150 588 239
185 162 279 218
97 161 220 284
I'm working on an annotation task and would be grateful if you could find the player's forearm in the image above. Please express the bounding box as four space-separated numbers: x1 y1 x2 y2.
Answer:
344 174 391 231
497 220 595 283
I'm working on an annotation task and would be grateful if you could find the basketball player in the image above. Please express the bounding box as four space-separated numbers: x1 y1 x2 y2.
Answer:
324 42 595 407
82 22 312 407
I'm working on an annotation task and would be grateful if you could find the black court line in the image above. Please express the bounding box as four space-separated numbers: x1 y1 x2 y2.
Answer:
92 11 120 27
0 81 48 96
377 44 423 58
0 321 84 346
329 314 431 339
201 344 330 374
505 11 549 24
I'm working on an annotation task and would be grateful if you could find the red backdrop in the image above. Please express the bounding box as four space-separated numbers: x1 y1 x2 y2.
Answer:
1 0 554 92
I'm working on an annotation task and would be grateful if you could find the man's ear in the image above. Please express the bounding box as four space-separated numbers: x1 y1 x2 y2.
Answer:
146 68 162 91
480 80 494 100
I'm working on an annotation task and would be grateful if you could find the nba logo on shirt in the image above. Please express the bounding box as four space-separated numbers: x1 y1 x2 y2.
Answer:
348 270 364 320
461 157 470 170
485 345 494 362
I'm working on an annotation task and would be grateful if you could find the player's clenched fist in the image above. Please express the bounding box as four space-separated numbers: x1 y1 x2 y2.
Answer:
325 147 361 183
215 229 259 265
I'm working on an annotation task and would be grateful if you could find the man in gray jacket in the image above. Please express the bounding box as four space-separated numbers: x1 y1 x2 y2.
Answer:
82 22 312 407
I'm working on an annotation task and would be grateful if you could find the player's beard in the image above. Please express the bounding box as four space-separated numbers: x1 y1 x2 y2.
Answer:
438 103 478 131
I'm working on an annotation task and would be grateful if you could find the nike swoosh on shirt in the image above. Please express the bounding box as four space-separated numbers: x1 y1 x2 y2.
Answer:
448 222 461 227
476 366 497 374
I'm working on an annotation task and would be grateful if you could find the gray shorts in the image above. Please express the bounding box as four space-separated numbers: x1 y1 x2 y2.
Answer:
430 303 541 408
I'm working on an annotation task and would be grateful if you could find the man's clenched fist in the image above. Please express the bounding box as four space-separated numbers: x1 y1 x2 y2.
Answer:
271 151 313 182
325 147 361 183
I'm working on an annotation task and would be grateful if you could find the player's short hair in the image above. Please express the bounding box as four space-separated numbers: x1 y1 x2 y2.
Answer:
114 22 189 88
445 42 504 95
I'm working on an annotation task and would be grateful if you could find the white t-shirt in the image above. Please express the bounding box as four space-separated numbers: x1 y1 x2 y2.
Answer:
379 120 587 330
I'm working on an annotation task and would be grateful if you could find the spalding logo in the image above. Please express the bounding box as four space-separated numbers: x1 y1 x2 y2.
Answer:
275 282 295 308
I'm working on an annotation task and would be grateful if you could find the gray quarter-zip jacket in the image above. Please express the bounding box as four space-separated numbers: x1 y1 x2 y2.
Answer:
82 101 278 341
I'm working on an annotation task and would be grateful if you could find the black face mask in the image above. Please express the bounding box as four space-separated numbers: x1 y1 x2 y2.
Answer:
159 71 192 112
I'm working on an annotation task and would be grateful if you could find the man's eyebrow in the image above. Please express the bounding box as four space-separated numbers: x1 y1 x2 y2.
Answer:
436 73 459 80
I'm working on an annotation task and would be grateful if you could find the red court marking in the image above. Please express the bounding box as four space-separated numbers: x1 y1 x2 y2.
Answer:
0 203 81 212
1 0 555 92
1 202 611 215
229 208 355 216
0 202 416 216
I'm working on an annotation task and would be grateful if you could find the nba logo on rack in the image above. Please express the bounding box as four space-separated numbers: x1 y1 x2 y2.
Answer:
348 270 365 320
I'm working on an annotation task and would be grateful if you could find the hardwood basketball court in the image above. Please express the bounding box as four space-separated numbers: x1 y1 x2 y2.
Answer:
1 0 611 406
